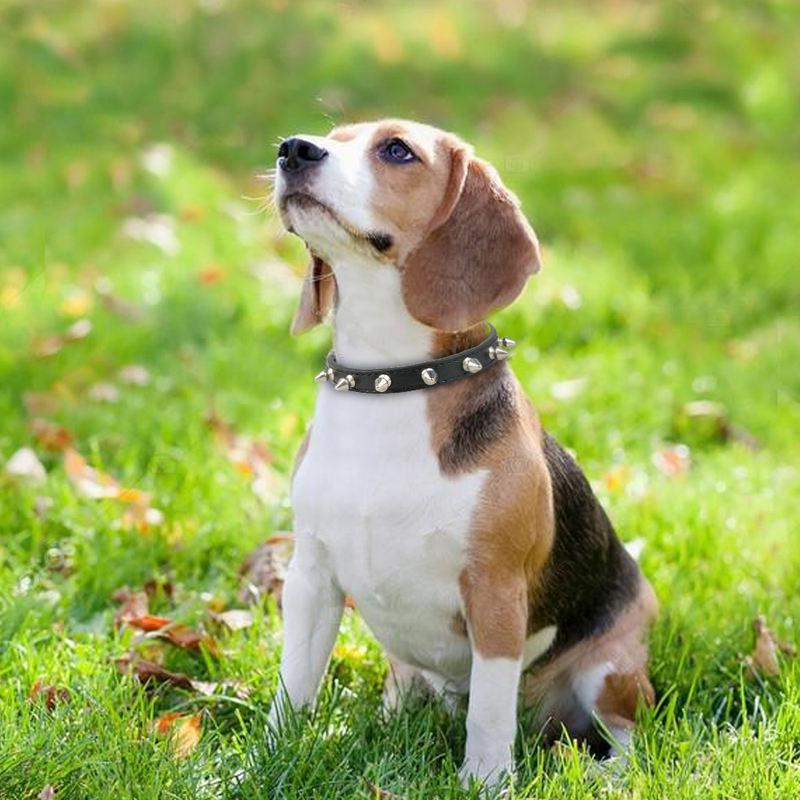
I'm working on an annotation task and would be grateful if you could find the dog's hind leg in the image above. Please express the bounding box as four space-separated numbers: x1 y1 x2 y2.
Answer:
383 657 430 713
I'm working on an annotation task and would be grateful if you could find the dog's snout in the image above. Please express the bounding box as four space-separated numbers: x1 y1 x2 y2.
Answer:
278 137 328 174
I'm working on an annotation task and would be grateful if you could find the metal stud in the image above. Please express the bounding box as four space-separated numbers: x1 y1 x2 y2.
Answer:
334 374 355 391
421 368 438 386
374 374 392 393
498 336 516 349
489 346 510 361
314 370 329 383
462 357 482 374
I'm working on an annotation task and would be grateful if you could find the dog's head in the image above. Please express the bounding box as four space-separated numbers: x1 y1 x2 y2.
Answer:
274 119 541 334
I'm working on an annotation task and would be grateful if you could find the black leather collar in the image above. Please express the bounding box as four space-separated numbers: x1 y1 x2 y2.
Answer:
314 324 516 394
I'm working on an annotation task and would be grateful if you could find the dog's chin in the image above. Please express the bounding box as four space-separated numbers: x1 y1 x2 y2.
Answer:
278 193 394 258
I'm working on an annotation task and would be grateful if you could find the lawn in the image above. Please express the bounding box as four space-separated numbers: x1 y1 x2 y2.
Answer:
1 0 799 797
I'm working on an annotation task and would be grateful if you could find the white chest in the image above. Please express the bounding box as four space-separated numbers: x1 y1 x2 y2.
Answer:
292 387 487 682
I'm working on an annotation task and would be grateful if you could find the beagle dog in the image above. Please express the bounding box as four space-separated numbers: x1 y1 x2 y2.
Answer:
270 119 657 788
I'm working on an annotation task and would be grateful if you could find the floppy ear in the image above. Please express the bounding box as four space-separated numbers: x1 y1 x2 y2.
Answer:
290 253 337 334
401 149 541 331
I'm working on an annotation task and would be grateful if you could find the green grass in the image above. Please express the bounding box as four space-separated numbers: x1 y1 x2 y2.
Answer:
1 0 800 797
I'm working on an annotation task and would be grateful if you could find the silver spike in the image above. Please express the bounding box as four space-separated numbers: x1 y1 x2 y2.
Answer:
421 368 438 386
498 336 516 349
374 374 392 393
462 357 482 374
314 370 329 383
334 375 354 391
489 346 510 361
326 368 334 381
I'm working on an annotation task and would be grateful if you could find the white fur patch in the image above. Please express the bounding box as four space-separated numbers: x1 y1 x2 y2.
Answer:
461 653 521 786
522 624 557 669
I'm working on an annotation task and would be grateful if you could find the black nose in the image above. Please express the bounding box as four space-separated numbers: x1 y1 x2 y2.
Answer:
278 137 328 174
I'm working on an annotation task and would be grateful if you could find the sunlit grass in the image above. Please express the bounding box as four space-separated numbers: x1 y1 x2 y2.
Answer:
1 1 799 797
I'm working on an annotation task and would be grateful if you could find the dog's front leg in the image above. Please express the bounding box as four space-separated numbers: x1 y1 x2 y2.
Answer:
460 572 527 789
269 538 344 726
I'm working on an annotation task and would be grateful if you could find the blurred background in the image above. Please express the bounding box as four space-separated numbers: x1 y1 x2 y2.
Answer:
1 1 799 797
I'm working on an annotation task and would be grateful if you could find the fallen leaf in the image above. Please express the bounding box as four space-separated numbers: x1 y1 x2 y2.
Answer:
209 608 254 631
115 653 194 690
64 448 120 498
143 577 174 600
30 314 92 357
29 680 70 710
118 364 150 386
30 418 73 451
141 143 174 177
23 391 61 415
652 445 690 477
88 382 120 403
602 464 629 494
161 624 219 656
39 786 56 800
113 587 150 628
127 614 172 632
122 214 180 256
198 263 225 284
4 447 47 484
64 318 92 341
238 534 294 606
35 495 54 518
153 712 202 759
206 411 283 503
95 279 145 322
121 502 164 533
64 448 163 528
744 615 794 679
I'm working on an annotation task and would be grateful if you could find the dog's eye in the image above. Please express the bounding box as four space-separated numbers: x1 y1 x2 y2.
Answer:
378 138 417 164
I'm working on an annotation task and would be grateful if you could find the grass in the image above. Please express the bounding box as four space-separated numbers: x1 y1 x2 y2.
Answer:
1 0 800 797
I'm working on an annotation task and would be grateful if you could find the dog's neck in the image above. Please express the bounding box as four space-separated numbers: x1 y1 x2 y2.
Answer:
330 255 433 369
330 255 487 369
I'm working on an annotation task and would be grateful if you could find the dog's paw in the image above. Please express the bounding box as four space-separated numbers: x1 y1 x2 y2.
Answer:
458 753 514 794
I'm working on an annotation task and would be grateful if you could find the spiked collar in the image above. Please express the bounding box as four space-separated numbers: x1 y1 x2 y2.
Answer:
314 324 515 394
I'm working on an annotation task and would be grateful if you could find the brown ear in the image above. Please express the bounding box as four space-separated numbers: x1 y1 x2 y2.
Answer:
290 253 337 334
401 152 541 331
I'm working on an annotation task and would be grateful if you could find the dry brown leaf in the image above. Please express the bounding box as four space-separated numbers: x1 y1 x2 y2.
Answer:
88 383 120 403
64 448 120 498
744 615 793 679
30 418 73 452
115 653 194 690
153 712 202 758
4 447 47 484
32 315 91 357
23 391 61 415
29 680 70 711
209 608 254 631
127 614 172 632
118 364 150 386
120 502 164 533
113 587 150 628
206 411 283 503
161 624 219 656
64 448 163 528
95 279 145 322
652 445 690 477
238 534 294 606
